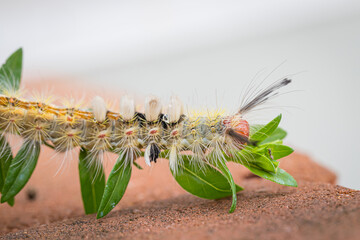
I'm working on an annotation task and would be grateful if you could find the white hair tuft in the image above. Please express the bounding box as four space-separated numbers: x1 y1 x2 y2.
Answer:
91 96 107 122
144 95 162 122
119 95 135 121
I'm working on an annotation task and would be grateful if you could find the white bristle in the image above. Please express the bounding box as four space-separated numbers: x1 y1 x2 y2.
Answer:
91 96 107 122
144 144 151 166
166 96 183 123
169 145 178 173
144 95 162 122
119 95 135 121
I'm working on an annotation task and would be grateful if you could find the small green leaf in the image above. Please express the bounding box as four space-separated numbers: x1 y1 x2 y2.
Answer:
171 155 243 200
245 165 297 187
1 141 40 203
0 137 13 192
6 197 15 206
262 144 294 160
233 149 278 173
78 148 105 215
260 127 287 144
0 136 15 205
215 160 239 213
133 161 143 170
97 155 132 218
250 114 282 142
0 48 23 92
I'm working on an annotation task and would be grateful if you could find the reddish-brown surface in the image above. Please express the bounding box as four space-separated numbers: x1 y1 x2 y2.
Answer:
1 149 359 240
0 80 359 239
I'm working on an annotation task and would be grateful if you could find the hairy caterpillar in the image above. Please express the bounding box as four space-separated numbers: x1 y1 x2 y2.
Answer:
0 77 291 175
0 48 296 219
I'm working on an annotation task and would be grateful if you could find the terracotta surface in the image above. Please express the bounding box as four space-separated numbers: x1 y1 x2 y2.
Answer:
0 80 358 239
1 149 359 239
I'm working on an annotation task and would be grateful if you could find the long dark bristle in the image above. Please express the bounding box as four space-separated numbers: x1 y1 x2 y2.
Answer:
239 78 291 114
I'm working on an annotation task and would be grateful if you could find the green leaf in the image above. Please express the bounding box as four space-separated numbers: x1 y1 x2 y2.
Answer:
234 149 278 173
6 197 15 206
133 161 143 170
245 165 297 187
250 114 282 142
97 155 132 218
0 136 15 205
171 155 243 200
78 148 105 215
0 137 13 192
1 141 40 203
0 48 23 92
260 144 294 160
215 160 239 213
260 127 287 144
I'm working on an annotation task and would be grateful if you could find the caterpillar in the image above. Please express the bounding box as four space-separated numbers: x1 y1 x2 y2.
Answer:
0 48 296 219
0 77 291 175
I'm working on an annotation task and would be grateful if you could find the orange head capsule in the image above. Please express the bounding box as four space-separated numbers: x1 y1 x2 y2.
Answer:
223 115 249 138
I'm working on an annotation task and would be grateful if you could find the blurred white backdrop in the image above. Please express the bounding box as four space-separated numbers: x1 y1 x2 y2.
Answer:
1 0 360 189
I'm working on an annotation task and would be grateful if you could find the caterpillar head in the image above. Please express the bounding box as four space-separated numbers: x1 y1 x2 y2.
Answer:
223 115 249 137
223 115 250 148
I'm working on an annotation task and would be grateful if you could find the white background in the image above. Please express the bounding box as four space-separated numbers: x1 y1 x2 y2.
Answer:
1 0 360 189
